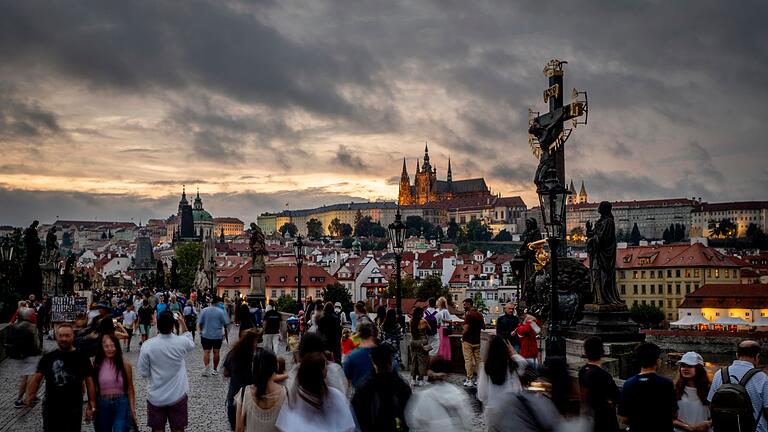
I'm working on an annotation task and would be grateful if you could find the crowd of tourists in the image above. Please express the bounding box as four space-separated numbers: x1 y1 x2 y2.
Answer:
6 289 768 432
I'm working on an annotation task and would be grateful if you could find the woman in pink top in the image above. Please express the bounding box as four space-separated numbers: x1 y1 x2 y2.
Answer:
93 333 137 432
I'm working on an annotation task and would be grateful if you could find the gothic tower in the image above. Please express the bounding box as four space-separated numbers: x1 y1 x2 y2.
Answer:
567 179 576 205
578 180 588 204
398 158 414 205
415 142 437 204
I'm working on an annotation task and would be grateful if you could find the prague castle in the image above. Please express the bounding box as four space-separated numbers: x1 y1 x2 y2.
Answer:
398 143 492 205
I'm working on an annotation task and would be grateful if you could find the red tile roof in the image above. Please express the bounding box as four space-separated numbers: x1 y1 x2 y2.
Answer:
679 284 768 309
692 201 768 213
449 264 482 284
265 265 337 289
616 243 741 269
568 198 698 211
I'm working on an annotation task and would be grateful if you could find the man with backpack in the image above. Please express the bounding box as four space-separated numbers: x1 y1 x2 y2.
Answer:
424 297 439 355
708 340 768 432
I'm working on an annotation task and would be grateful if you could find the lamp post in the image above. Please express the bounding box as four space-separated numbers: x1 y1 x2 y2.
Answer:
537 169 570 360
209 256 216 297
0 236 14 262
510 255 526 313
294 235 304 314
388 209 407 328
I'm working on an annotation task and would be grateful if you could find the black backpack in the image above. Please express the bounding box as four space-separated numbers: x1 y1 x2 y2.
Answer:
711 366 764 432
424 310 438 336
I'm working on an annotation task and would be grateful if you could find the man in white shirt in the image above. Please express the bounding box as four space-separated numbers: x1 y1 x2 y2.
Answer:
138 311 195 432
708 340 768 432
121 304 138 352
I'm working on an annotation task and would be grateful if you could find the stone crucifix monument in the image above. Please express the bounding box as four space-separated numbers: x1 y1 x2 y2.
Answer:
247 223 268 307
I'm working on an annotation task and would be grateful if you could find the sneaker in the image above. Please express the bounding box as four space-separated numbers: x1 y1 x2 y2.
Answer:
202 367 211 377
212 369 218 376
463 379 471 387
411 378 418 386
14 400 24 409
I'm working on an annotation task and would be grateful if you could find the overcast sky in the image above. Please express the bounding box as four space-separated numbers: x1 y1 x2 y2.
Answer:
1 0 766 226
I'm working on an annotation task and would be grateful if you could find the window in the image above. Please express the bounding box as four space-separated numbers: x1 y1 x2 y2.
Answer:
280 276 286 282
685 269 691 278
271 290 277 298
707 269 712 278
280 290 285 297
641 285 646 295
234 276 241 283
633 285 638 295
641 271 646 279
668 300 673 308
685 284 691 294
676 269 681 278
694 269 700 277
650 284 655 294
620 271 626 279
667 270 672 278
642 300 647 305
651 300 655 307
715 269 720 278
694 284 699 291
667 284 672 294
650 270 655 278
633 300 638 306
633 271 638 279
676 284 681 294
621 285 626 295
724 269 730 278
715 312 720 317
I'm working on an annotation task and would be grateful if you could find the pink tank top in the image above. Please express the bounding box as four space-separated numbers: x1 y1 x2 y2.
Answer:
98 358 126 396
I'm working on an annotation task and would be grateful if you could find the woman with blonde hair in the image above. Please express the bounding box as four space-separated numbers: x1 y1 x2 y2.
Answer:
436 297 453 360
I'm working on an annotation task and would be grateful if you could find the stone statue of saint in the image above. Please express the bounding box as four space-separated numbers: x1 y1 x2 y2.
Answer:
586 201 624 305
45 226 59 263
22 220 43 298
62 255 76 293
249 223 267 269
194 263 210 292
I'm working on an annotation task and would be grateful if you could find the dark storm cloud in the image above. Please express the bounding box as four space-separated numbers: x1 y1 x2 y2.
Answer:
334 145 369 172
0 0 394 128
490 162 536 186
0 86 62 141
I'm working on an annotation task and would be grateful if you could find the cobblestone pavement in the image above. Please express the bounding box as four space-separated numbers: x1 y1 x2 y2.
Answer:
0 326 485 431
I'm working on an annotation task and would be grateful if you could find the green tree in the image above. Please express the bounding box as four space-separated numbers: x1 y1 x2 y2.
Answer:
710 218 738 238
629 303 665 329
446 221 460 240
322 283 352 312
306 218 324 239
279 222 298 237
674 223 686 241
416 274 449 301
175 242 202 294
354 210 363 226
0 229 25 320
328 218 342 237
369 222 387 238
463 219 492 241
663 228 672 243
354 216 375 237
629 223 643 246
616 229 628 243
339 223 353 237
494 229 514 241
746 223 768 249
341 236 354 249
472 292 489 314
276 294 297 313
385 275 417 299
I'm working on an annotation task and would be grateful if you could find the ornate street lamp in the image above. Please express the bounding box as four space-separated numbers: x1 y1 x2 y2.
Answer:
209 256 216 297
294 235 304 313
388 209 407 328
510 255 526 312
537 169 570 360
1 236 14 262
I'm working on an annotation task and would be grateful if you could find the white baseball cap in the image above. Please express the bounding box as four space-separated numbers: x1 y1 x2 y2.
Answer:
677 351 704 366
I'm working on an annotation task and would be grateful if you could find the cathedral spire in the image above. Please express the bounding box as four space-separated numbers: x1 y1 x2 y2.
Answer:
447 157 453 183
401 157 408 176
421 141 432 172
416 158 420 174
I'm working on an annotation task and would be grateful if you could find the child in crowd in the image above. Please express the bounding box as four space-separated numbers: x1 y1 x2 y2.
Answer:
341 328 358 363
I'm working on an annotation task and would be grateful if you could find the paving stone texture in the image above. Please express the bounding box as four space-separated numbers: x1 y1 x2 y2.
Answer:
0 325 486 431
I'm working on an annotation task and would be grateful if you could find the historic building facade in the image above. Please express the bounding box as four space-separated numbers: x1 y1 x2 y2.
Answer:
398 143 492 205
690 201 768 238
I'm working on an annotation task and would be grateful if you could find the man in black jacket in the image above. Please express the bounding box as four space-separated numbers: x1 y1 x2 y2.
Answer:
495 302 520 349
352 344 412 432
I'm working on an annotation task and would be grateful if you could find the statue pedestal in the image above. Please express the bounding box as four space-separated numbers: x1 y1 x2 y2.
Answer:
246 261 266 307
565 303 644 379
40 262 58 296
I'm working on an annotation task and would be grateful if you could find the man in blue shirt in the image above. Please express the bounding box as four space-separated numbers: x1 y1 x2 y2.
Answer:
343 322 376 392
619 342 677 432
198 296 229 376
